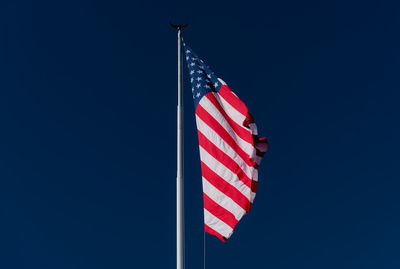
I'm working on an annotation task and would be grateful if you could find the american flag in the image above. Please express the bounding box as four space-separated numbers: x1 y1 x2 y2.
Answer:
183 40 268 241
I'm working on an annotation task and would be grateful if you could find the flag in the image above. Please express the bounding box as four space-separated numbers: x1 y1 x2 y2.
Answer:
183 40 268 241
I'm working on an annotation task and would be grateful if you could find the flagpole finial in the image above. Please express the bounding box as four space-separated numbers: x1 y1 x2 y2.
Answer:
169 22 189 30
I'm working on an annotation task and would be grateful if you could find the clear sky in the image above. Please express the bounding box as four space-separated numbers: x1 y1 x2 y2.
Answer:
1 0 399 268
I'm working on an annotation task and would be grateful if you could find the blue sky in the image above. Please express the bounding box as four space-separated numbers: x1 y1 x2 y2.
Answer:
1 0 399 268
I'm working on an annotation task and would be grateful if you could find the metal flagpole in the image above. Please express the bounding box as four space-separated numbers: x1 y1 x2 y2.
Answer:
176 26 183 269
170 23 188 269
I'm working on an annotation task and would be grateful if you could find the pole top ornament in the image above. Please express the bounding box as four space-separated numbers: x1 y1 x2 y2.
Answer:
169 23 189 30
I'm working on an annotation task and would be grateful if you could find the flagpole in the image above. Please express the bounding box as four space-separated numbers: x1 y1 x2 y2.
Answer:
170 23 187 269
176 26 183 269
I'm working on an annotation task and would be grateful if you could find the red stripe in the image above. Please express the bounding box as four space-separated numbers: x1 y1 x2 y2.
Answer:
203 193 239 229
198 131 252 188
201 161 251 212
205 224 227 242
196 105 256 168
205 93 253 145
251 180 258 193
218 85 248 116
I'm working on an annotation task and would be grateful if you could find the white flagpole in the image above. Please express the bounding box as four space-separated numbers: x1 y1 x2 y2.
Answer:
176 27 183 269
171 22 187 269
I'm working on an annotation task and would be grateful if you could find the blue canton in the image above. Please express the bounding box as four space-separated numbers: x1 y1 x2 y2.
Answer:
182 40 221 108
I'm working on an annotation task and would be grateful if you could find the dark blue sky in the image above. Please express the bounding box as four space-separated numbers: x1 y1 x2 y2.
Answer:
1 0 399 268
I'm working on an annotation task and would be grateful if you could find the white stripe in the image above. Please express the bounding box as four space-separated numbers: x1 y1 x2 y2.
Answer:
249 123 258 136
202 177 246 221
250 191 256 203
200 146 251 199
212 92 247 129
217 78 226 85
199 97 254 157
253 168 258 182
196 115 256 180
204 208 233 239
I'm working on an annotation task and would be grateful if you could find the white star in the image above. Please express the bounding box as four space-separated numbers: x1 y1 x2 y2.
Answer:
196 92 201 98
197 70 202 74
196 83 201 88
207 74 211 78
186 50 190 53
205 84 210 89
214 82 219 87
196 77 202 81
186 56 189 60
190 62 195 66
192 57 195 61
190 78 194 82
190 70 194 75
192 88 195 92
